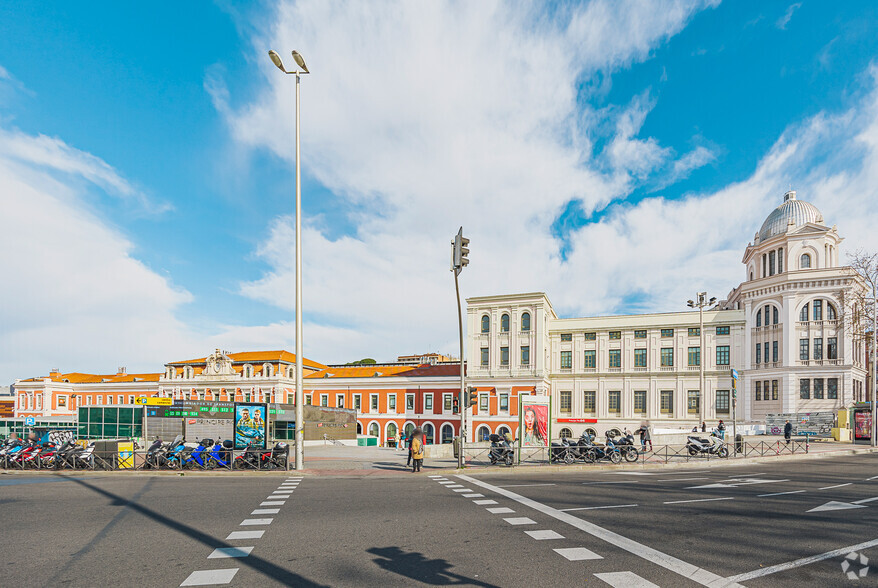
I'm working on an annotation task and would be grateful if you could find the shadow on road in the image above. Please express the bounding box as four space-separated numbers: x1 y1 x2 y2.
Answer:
368 546 499 587
61 475 330 587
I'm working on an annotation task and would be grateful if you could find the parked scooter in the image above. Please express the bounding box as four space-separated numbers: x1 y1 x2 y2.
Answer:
183 439 215 469
686 430 729 458
580 434 622 464
488 434 514 466
207 439 234 469
607 431 640 463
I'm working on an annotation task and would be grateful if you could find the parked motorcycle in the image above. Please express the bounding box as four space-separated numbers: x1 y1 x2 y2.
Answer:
606 432 640 463
488 434 514 466
686 430 729 458
580 434 622 464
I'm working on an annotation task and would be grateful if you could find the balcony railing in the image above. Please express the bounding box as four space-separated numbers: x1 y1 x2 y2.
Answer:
660 366 675 371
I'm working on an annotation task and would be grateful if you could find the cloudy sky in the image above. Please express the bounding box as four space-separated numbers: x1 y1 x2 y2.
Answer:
2 1 878 382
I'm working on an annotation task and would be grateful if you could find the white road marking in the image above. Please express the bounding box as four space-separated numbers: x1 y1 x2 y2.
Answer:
688 478 787 489
503 517 536 525
181 568 239 586
664 497 734 505
657 477 709 482
208 547 254 559
867 475 878 481
819 483 852 490
806 501 865 513
560 504 638 512
554 547 603 561
473 499 497 505
727 537 878 582
445 484 464 488
438 481 456 485
525 530 564 540
251 509 279 515
261 501 285 506
226 530 264 540
853 496 878 504
582 481 637 485
594 571 659 588
612 472 655 476
240 518 273 526
758 490 806 497
462 493 484 498
428 475 444 478
459 474 741 588
486 507 515 514
452 488 473 493
497 483 556 488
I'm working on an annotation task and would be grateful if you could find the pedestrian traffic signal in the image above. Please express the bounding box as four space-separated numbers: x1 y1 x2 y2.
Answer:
467 386 478 407
452 227 470 275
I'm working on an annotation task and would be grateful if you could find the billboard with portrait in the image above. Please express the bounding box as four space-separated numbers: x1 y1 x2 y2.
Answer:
235 403 267 449
519 396 550 447
854 410 872 441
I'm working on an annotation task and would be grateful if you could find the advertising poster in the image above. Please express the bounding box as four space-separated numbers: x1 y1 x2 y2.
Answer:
117 441 134 469
519 397 550 447
854 411 872 441
235 403 267 449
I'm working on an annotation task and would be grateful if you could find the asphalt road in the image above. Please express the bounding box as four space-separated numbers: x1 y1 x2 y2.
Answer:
1 454 877 587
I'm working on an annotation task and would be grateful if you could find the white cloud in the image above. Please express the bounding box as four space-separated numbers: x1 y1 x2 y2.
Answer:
776 3 802 30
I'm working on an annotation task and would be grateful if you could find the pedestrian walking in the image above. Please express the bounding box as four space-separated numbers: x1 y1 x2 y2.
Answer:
717 420 726 440
700 422 706 433
639 423 652 452
406 430 413 466
411 428 425 473
394 429 401 449
784 420 792 445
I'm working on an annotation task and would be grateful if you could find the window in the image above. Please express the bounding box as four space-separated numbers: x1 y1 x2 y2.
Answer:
769 250 776 275
560 351 573 369
813 338 823 360
500 313 509 332
441 424 454 444
559 428 573 439
406 394 415 411
520 346 530 366
354 395 361 411
800 339 809 360
800 253 811 268
687 390 700 414
560 391 572 414
828 337 837 360
480 348 489 367
764 306 770 326
716 345 730 366
716 326 730 335
481 315 490 333
609 331 621 340
755 381 762 401
425 394 433 411
772 380 778 400
772 341 778 363
688 347 701 367
443 394 453 411
661 348 674 367
828 378 838 399
634 348 647 367
388 395 396 411
813 300 823 321
814 378 824 399
128 395 134 404
370 395 379 411
608 391 621 413
661 329 673 338
608 349 621 368
660 390 674 414
500 347 509 366
634 390 646 414
800 379 810 399
800 304 809 322
756 311 762 327
499 393 508 412
716 390 730 414
773 307 778 325
320 394 328 407
583 391 596 413
827 304 837 320
336 394 345 408
756 343 762 364
584 350 596 368
688 327 700 337
479 394 489 412
368 422 379 437
521 312 531 331
560 333 572 342
584 332 596 340
304 394 311 406
778 248 783 273
634 330 647 339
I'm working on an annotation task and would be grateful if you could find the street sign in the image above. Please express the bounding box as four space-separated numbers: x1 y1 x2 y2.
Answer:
731 368 739 380
136 397 173 406
24 416 35 426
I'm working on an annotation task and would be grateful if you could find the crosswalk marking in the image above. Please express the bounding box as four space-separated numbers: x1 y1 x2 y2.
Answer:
226 530 264 540
594 571 659 587
251 508 279 515
180 569 239 586
553 547 603 561
525 530 564 540
208 547 254 559
473 500 497 505
486 507 514 514
240 518 273 526
503 517 536 525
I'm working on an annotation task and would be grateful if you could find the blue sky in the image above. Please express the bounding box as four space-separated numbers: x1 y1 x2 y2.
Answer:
2 1 878 381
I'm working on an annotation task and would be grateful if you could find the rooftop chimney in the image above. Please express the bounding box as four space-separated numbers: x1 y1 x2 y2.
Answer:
117 366 127 375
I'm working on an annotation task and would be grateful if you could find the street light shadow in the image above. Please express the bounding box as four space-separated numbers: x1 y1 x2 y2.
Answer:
367 546 499 587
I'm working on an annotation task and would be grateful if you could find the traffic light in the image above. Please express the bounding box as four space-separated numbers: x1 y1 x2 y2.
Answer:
452 226 470 275
467 386 478 407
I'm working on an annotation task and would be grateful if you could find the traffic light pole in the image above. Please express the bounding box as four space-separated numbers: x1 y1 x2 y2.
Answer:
454 267 465 469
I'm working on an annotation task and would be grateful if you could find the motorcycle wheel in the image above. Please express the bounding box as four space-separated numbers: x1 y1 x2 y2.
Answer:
505 454 513 466
624 448 639 463
583 449 597 463
564 451 575 465
609 450 622 464
166 459 179 469
719 447 729 458
687 446 698 456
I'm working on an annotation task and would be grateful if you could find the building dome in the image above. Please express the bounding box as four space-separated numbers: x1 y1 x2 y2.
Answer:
758 191 824 241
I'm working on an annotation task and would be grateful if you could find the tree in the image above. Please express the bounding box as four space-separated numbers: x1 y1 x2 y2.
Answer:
345 358 377 366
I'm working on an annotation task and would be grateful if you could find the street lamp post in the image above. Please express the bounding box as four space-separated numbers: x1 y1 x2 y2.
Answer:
268 49 310 471
688 292 716 427
451 227 470 468
872 286 876 447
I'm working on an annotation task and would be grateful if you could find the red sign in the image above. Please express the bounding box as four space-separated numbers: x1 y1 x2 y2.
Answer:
557 418 598 423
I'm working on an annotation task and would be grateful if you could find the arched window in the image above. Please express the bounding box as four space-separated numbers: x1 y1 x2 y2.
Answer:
559 427 573 439
287 366 294 378
800 253 811 269
476 425 491 441
756 310 762 327
386 422 398 442
243 364 253 378
481 315 490 334
404 422 415 438
497 425 511 438
441 423 454 444
356 422 363 435
500 314 510 332
800 303 809 322
773 307 779 325
764 306 770 326
749 271 754 281
521 312 531 332
827 303 837 320
263 363 273 377
422 423 434 444
368 422 379 438
813 299 823 321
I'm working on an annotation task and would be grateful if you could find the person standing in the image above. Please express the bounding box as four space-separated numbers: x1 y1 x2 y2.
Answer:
700 422 706 433
406 430 413 467
639 423 652 452
784 420 793 445
411 429 424 473
717 420 726 440
394 428 401 450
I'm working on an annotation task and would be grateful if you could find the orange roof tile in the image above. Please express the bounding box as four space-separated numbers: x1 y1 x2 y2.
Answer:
21 372 162 384
305 363 462 379
167 350 326 370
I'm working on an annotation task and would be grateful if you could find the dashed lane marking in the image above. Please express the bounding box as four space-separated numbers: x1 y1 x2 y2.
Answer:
473 500 497 505
503 517 536 525
726 537 878 582
462 493 484 498
438 481 456 485
758 490 805 497
560 504 637 512
854 496 878 504
663 497 734 505
226 530 264 540
867 475 878 481
445 484 464 488
261 501 285 506
611 472 655 476
497 483 556 488
819 483 852 490
554 547 603 561
428 475 444 478
656 477 709 482
525 530 565 540
486 507 515 514
251 509 279 515
452 488 473 493
208 547 254 559
180 568 239 586
240 518 273 526
594 571 659 588
458 474 741 588
582 481 637 485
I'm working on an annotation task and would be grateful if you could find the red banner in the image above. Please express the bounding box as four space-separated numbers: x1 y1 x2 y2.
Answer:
557 418 598 423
